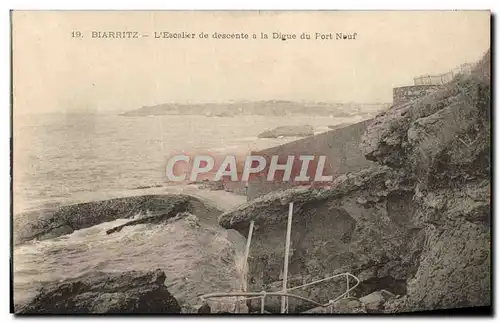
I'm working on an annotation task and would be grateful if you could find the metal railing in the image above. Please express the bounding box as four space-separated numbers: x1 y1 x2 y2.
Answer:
413 63 474 86
200 272 360 313
201 203 360 313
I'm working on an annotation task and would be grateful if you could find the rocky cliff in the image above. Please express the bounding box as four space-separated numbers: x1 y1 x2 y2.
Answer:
219 166 423 313
218 49 490 313
363 50 491 312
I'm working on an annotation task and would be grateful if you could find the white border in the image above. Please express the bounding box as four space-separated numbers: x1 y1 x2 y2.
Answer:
0 1 498 10
1 1 497 323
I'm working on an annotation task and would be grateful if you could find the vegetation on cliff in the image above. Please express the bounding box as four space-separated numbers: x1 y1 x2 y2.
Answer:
365 50 491 312
218 49 491 313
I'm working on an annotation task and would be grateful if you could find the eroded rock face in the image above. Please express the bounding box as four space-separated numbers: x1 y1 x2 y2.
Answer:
219 166 424 313
16 269 181 314
361 50 491 312
396 182 490 311
362 51 490 185
220 50 491 313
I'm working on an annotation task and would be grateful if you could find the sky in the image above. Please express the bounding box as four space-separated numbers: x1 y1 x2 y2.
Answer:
12 11 490 114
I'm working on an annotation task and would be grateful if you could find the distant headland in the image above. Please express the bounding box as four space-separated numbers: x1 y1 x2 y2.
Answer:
120 100 390 117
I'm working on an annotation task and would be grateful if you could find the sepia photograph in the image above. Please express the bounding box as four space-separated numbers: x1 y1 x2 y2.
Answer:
10 10 491 315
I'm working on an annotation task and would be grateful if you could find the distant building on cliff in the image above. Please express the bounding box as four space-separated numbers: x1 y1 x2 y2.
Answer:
393 62 474 106
413 63 474 86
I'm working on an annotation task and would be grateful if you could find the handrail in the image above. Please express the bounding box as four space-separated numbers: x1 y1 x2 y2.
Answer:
287 272 359 294
200 272 360 313
201 291 325 308
201 203 361 313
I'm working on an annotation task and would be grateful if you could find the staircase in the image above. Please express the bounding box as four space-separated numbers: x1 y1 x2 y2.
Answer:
200 202 361 313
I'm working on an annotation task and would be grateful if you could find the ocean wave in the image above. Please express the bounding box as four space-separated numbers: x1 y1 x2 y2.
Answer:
13 212 247 310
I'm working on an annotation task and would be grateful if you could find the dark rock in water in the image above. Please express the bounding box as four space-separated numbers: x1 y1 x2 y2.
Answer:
105 199 191 235
36 224 74 240
16 269 181 314
106 212 200 235
132 184 163 190
213 111 235 117
258 125 314 138
14 194 222 244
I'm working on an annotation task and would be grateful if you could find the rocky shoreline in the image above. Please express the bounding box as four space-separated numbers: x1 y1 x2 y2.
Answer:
16 269 181 314
14 50 490 314
13 194 223 245
13 193 248 314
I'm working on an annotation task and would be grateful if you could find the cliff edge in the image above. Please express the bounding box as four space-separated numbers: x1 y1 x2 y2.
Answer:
218 49 490 313
362 50 491 312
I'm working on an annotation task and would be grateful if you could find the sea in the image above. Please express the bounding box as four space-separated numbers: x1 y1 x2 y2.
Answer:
12 112 367 308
